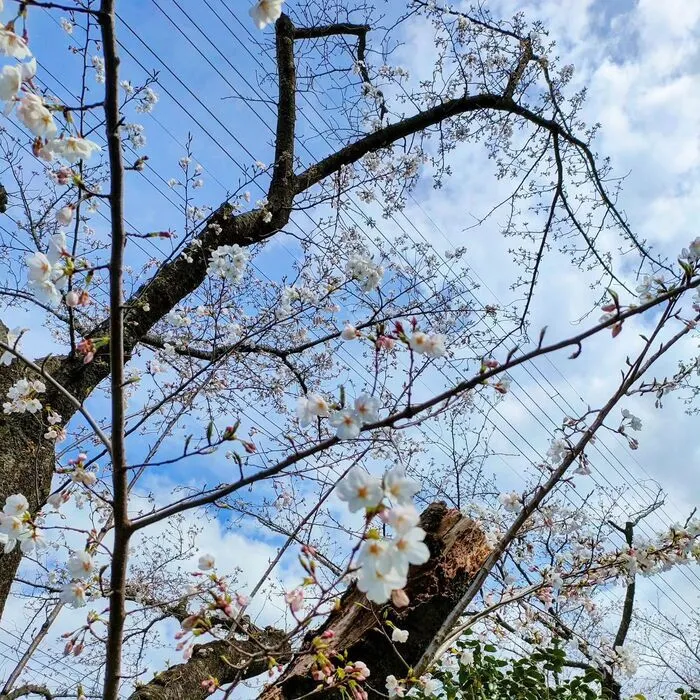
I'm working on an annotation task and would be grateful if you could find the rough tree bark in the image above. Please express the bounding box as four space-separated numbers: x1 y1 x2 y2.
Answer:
129 625 291 700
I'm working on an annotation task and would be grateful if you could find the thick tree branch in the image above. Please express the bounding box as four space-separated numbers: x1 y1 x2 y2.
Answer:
293 23 370 39
128 626 291 700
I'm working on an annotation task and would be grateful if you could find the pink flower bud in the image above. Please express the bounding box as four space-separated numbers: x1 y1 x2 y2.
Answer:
65 290 80 308
56 167 72 185
391 588 410 608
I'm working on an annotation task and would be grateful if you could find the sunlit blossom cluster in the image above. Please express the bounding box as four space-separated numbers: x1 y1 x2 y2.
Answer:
25 232 76 306
276 285 320 319
336 466 429 604
0 493 46 554
297 392 380 439
60 550 94 608
3 377 45 414
207 244 249 284
346 253 384 292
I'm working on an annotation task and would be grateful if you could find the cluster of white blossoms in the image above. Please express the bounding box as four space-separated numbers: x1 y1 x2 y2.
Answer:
620 408 642 432
635 274 666 305
249 0 284 29
207 244 249 284
297 392 380 439
498 491 522 513
0 493 46 554
680 237 700 264
346 253 384 292
546 438 569 465
60 550 94 608
0 14 100 166
337 466 429 604
25 232 71 305
276 285 320 319
3 377 45 414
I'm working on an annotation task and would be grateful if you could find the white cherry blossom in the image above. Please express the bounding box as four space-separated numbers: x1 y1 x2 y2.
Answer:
391 628 409 643
3 493 28 517
249 0 284 30
19 526 46 553
354 393 380 424
329 408 362 440
26 252 52 282
60 581 87 608
336 467 383 512
386 504 421 534
386 675 405 698
341 323 358 340
296 393 330 426
207 244 249 284
357 537 389 570
0 327 23 365
56 205 74 227
47 136 101 163
356 564 405 604
198 553 215 571
383 467 420 504
0 27 31 60
67 551 93 579
385 526 430 574
499 491 522 513
17 94 56 137
0 59 35 101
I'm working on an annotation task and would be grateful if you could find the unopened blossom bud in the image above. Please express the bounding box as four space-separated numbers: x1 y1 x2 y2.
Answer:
57 205 74 227
65 290 80 307
391 588 410 608
601 303 617 313
241 440 256 454
63 640 74 656
56 167 72 185
236 592 249 607
181 615 199 631
341 324 358 341
376 335 395 351
73 641 84 656
201 677 218 694
484 357 499 369
321 629 335 639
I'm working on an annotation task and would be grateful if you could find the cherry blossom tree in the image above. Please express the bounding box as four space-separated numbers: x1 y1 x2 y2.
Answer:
0 0 698 699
